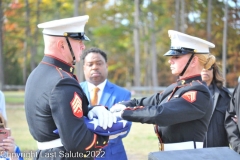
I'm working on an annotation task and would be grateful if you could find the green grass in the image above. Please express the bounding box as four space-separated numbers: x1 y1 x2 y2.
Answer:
6 105 37 160
6 106 36 150
4 91 25 104
4 91 160 160
123 123 159 160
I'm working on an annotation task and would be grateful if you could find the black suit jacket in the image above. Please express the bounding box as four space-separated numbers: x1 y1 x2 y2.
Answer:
121 75 213 143
225 82 240 153
204 83 231 147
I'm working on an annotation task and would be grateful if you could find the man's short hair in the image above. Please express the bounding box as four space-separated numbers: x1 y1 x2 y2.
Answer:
82 47 107 62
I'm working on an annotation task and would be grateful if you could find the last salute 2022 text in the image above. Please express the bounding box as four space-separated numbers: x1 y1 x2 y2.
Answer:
40 150 106 158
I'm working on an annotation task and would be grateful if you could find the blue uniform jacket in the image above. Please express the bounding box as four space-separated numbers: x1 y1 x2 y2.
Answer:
120 75 213 144
80 80 131 160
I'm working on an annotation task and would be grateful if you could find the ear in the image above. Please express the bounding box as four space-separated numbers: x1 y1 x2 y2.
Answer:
57 40 64 50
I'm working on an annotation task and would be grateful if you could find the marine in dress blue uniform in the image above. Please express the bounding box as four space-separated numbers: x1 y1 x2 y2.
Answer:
25 16 110 160
112 30 216 151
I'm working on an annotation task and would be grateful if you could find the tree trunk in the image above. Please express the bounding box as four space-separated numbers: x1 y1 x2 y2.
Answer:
222 0 228 87
23 0 31 83
30 0 41 71
134 0 140 86
0 0 4 90
207 0 212 41
74 0 83 82
142 16 150 86
150 13 158 87
75 0 87 83
180 0 185 33
175 0 180 31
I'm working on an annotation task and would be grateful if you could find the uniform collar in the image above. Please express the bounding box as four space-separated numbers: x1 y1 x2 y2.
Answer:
42 55 75 74
176 74 202 85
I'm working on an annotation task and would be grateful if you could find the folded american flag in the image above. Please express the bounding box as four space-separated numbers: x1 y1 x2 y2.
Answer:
53 116 131 136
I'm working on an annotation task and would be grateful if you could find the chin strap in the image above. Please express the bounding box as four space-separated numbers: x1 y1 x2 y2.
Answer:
65 37 76 65
179 53 194 76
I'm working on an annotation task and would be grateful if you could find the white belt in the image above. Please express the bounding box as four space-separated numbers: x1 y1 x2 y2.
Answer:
37 138 63 150
161 141 203 151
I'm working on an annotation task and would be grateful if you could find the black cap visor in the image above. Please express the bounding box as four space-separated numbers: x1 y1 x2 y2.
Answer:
164 50 189 56
64 32 90 41
164 47 195 56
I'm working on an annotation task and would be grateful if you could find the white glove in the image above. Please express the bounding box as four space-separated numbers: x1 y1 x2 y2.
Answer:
110 104 126 113
88 106 117 130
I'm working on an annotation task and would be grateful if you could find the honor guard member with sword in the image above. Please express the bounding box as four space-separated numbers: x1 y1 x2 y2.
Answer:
25 15 117 160
111 30 216 151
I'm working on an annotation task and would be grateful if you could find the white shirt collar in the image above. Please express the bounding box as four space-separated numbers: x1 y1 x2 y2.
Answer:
87 80 107 104
87 79 107 92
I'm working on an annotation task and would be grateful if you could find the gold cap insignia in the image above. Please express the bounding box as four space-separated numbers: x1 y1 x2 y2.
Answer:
181 80 185 85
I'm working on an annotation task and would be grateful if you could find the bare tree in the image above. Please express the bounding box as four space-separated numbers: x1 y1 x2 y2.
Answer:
0 0 4 90
142 17 150 86
207 0 212 41
150 13 158 87
74 0 83 82
134 0 140 86
30 0 41 71
23 0 31 83
180 0 186 33
175 0 180 31
75 0 87 82
222 0 229 87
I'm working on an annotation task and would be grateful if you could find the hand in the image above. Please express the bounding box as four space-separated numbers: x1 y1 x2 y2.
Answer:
110 104 126 113
112 111 124 119
88 106 117 130
0 136 16 154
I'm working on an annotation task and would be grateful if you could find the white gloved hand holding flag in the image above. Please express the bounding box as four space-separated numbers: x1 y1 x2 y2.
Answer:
53 116 132 140
87 105 117 130
110 104 126 119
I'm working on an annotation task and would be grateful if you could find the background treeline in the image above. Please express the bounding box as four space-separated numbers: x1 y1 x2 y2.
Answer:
0 0 239 89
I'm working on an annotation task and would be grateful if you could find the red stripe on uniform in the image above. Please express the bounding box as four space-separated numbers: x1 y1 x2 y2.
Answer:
85 134 97 150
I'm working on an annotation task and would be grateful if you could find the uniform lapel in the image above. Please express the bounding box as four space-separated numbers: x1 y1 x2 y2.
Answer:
80 82 91 104
212 84 220 115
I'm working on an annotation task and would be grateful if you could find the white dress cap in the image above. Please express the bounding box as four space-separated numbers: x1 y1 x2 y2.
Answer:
168 30 215 53
38 15 89 36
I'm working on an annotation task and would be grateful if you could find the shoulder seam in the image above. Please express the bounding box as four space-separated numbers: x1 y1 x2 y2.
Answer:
41 61 72 79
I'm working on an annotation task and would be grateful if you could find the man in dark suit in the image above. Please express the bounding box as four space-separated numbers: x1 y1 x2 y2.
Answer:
80 47 131 160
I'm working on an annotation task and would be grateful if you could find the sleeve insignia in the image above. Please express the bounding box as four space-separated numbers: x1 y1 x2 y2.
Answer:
181 91 197 103
70 92 83 118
